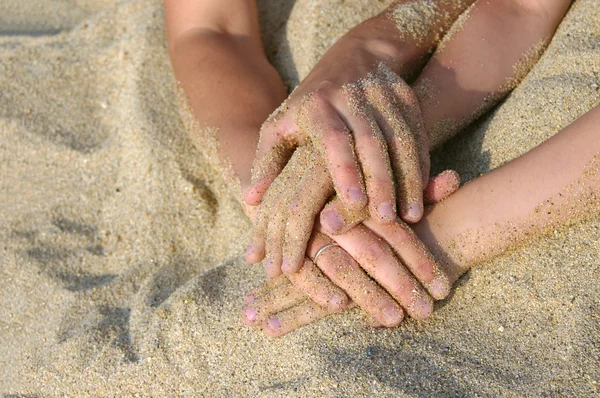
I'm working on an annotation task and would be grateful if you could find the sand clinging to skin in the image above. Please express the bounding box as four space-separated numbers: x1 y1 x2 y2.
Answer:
0 0 599 396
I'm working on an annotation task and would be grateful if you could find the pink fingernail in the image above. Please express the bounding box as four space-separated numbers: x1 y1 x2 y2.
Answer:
414 299 432 319
430 278 449 299
406 202 422 221
267 317 281 330
265 259 273 270
244 295 257 305
330 295 345 310
245 307 257 322
281 259 291 273
377 202 395 219
245 245 255 257
382 305 402 325
348 186 366 202
323 209 344 231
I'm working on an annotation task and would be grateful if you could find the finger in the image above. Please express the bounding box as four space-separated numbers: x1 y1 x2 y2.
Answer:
245 201 269 264
244 107 298 206
287 257 349 312
364 83 424 223
262 299 332 337
381 65 431 188
242 280 307 326
309 232 404 327
246 147 311 265
296 91 367 211
281 152 334 274
264 205 288 277
336 85 397 224
320 198 369 235
363 218 451 300
244 275 291 305
424 170 460 205
331 224 434 320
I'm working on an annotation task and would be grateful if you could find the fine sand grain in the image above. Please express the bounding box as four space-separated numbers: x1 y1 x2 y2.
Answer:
1 0 599 396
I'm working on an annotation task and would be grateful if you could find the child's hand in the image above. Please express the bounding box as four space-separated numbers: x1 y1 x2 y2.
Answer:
243 34 430 225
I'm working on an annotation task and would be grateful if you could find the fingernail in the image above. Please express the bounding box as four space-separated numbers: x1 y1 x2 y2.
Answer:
323 209 344 231
414 298 432 319
382 305 402 325
281 259 291 273
330 295 345 310
244 295 257 305
244 307 257 322
267 316 281 330
245 245 255 258
407 202 422 221
348 186 366 202
265 258 273 270
430 278 449 299
377 202 395 219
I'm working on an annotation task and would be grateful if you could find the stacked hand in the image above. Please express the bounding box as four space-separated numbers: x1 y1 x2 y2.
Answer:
241 25 461 336
242 144 459 335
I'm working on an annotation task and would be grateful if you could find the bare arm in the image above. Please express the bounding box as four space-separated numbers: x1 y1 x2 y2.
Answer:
164 0 287 197
245 103 600 336
418 104 600 280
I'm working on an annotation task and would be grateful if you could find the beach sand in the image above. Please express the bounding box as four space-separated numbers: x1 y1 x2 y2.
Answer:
0 0 598 396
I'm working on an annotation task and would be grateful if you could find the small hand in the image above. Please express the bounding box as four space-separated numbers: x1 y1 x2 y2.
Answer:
243 37 430 224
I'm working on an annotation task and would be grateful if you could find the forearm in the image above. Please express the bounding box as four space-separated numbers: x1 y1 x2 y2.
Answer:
415 0 572 147
416 104 600 281
338 0 477 80
165 0 286 195
165 0 262 46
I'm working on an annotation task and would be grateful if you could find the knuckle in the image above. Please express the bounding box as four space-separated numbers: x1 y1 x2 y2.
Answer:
367 175 393 191
322 127 351 149
414 260 435 276
357 240 388 264
310 88 333 106
390 280 415 301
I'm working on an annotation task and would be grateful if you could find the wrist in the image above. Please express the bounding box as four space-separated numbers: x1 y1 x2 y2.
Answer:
344 14 426 78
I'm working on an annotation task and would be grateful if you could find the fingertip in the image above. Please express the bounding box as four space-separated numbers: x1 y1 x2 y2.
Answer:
381 304 404 327
244 294 257 305
424 170 460 204
320 207 345 234
401 201 423 223
243 182 268 206
328 294 349 312
244 245 265 264
412 297 433 321
374 202 396 224
265 259 283 278
281 258 301 275
242 306 258 326
263 317 284 337
429 277 451 301
342 186 367 211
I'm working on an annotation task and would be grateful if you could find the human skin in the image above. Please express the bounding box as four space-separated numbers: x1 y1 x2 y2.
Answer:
246 104 600 337
246 0 573 277
244 0 572 322
165 0 572 325
164 0 463 322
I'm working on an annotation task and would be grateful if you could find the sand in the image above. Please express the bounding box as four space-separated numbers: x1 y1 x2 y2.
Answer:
0 0 599 396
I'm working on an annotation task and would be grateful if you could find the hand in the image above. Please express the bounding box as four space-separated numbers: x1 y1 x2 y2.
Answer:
244 173 459 336
245 144 457 277
244 214 454 337
243 35 431 224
